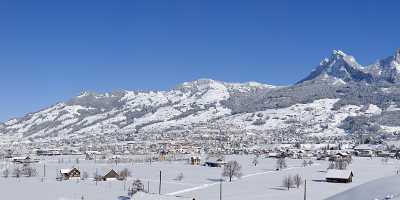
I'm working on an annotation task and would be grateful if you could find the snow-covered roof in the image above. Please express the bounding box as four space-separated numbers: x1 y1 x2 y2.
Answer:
326 169 353 179
336 152 349 156
60 168 73 174
354 144 373 150
12 156 30 160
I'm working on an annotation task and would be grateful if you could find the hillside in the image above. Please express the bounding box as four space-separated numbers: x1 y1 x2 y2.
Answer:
2 49 400 144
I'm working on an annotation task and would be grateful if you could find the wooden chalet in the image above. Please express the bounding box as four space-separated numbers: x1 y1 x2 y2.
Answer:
60 168 81 180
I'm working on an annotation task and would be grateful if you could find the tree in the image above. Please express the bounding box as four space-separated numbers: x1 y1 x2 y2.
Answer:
302 160 308 167
307 160 314 166
222 160 242 182
22 166 37 177
175 172 184 181
252 156 259 166
276 158 287 170
2 168 9 178
12 167 21 178
282 175 294 190
81 171 89 180
119 168 131 180
382 157 389 165
328 161 335 169
129 179 144 196
335 159 348 170
293 174 303 188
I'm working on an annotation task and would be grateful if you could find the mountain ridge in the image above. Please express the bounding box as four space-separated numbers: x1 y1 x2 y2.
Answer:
2 49 400 144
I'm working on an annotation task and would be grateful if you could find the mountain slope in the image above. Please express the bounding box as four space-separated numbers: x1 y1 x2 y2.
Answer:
2 50 400 144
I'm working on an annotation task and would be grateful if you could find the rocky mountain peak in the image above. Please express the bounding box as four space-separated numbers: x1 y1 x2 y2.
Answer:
298 50 368 84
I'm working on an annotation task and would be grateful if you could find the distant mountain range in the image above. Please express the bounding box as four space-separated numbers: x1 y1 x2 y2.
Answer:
2 49 400 144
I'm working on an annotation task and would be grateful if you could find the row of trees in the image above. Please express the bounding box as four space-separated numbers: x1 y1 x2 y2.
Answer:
282 174 303 190
328 157 352 170
2 165 37 178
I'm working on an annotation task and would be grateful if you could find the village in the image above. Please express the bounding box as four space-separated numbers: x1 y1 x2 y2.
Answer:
0 136 400 200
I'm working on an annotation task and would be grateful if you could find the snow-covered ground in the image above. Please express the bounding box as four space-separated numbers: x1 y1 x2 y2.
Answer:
0 156 398 200
326 175 400 200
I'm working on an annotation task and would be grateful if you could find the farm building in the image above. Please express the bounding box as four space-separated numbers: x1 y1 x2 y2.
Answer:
326 169 354 183
102 169 120 181
204 157 226 167
60 168 81 180
11 156 38 164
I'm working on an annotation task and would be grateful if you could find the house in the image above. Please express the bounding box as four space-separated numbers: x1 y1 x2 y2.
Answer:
159 150 168 161
102 169 120 181
326 169 354 183
190 156 201 165
60 168 81 180
354 144 375 157
11 156 39 164
85 151 103 160
36 149 62 156
12 156 30 163
267 152 282 158
204 157 226 167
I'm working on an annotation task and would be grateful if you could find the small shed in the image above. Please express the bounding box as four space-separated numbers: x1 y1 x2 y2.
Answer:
102 169 120 181
60 168 81 180
12 156 31 163
204 157 226 167
326 169 354 183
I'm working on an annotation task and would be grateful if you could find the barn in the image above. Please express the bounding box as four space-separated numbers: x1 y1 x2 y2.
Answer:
326 169 354 183
102 169 120 181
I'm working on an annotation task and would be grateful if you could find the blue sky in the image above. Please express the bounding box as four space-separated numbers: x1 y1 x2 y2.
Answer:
1 0 400 121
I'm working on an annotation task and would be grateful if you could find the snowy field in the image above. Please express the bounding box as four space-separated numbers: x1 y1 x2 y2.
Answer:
0 155 398 200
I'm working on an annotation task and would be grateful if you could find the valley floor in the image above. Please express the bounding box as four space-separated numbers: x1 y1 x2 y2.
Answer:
0 156 398 200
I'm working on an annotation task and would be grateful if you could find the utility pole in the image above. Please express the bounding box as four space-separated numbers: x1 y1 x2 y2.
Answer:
159 170 162 194
95 168 98 186
219 178 222 200
43 163 46 179
304 179 307 200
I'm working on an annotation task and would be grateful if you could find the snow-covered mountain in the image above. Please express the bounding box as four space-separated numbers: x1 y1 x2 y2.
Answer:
299 49 400 84
2 49 400 144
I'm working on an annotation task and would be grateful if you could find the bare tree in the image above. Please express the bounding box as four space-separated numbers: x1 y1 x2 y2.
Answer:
302 160 308 167
175 172 184 181
276 158 287 170
382 157 389 165
222 160 243 182
252 156 259 166
119 168 131 180
22 166 37 177
12 167 21 178
307 160 314 166
129 179 144 196
282 175 294 190
335 159 347 170
81 171 89 180
293 174 303 188
93 171 102 182
328 161 335 169
344 156 352 165
2 168 9 178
